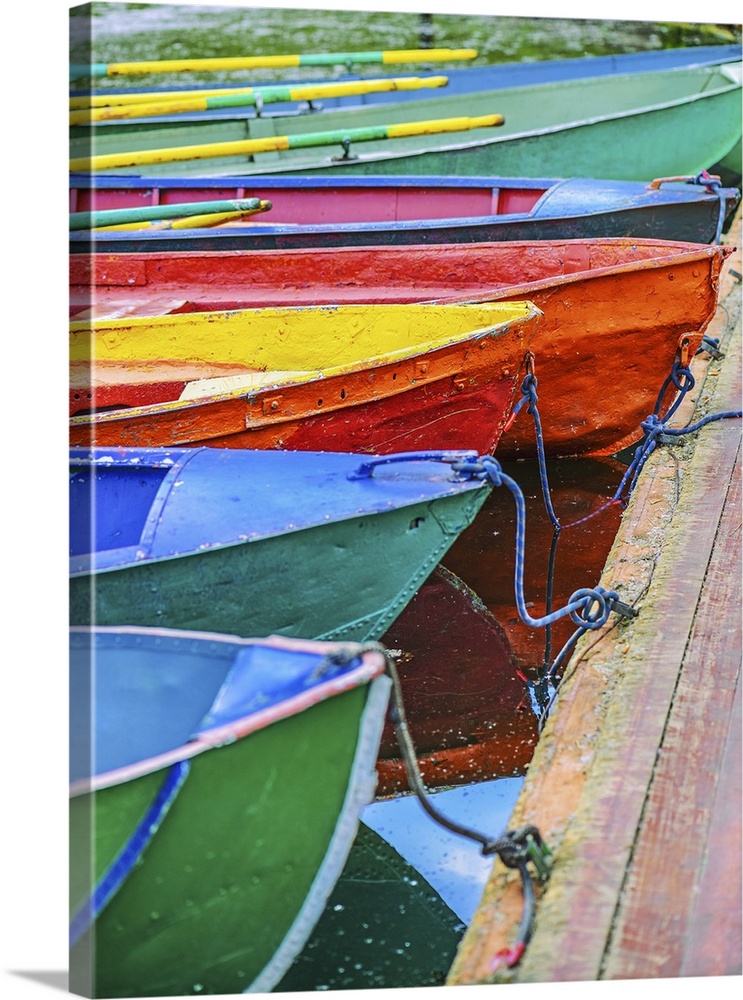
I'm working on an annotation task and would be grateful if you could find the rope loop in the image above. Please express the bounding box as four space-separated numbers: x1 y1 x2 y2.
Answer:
479 453 505 487
668 362 695 394
567 586 618 630
689 168 722 192
520 372 539 413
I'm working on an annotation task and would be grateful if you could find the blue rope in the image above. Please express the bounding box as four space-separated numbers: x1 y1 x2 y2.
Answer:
513 357 741 524
498 347 742 717
453 454 623 632
69 759 190 947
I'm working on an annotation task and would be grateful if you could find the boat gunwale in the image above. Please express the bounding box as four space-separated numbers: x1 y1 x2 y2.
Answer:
70 240 733 312
69 628 387 796
68 447 491 575
69 301 540 422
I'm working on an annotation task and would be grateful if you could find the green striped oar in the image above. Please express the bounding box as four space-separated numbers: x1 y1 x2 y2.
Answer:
69 47 477 80
93 205 272 231
70 198 271 231
70 75 449 124
69 112 504 172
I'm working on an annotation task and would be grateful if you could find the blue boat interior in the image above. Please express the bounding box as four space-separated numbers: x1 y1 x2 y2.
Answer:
69 630 365 784
69 466 170 556
68 447 487 572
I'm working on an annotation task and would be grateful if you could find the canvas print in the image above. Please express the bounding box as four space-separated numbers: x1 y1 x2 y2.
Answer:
68 2 742 997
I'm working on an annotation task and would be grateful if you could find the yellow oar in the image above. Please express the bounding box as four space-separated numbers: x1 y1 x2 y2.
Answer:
69 113 504 172
93 206 272 231
70 47 477 80
70 76 449 124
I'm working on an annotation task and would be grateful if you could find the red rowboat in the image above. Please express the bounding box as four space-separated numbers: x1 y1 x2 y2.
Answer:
69 237 732 458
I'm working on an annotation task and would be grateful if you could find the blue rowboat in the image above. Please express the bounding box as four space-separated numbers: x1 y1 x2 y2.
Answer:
71 43 742 116
69 446 491 640
67 173 741 252
69 626 392 996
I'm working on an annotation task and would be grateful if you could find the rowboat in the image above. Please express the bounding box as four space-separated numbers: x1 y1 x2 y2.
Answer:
67 173 742 252
69 238 731 459
68 300 539 454
68 445 491 639
69 626 391 997
68 62 742 179
70 43 742 116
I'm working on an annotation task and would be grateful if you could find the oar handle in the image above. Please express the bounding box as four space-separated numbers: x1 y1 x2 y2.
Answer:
70 75 449 124
69 113 505 172
70 47 477 79
70 197 269 230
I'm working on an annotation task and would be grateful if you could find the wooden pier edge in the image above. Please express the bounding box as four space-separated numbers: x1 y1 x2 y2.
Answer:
447 208 742 987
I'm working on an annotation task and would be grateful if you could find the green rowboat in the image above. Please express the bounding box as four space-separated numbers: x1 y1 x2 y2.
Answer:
69 626 391 996
70 62 742 180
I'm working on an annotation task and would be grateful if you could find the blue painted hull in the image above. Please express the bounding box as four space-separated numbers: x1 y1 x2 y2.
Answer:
72 44 742 119
69 446 491 641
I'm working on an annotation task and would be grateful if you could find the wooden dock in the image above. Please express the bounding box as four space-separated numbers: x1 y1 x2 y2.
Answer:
448 207 742 987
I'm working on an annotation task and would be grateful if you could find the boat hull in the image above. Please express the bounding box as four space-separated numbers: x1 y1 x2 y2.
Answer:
68 175 742 252
70 628 390 997
71 64 743 180
69 301 538 454
69 447 491 640
377 564 537 795
69 239 730 458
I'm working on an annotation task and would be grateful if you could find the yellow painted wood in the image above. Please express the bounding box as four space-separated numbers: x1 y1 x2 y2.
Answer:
93 48 477 77
70 76 449 120
93 205 271 231
70 301 536 371
381 48 476 63
70 135 290 171
70 89 262 109
387 113 503 137
68 113 504 172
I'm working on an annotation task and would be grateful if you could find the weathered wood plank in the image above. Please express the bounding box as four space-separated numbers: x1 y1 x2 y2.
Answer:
681 670 742 978
603 445 741 979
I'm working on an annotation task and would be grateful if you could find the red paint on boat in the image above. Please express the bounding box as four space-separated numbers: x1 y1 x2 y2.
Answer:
68 180 546 222
70 238 732 458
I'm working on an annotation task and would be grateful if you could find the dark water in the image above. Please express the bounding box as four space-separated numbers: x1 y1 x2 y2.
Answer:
275 452 628 991
65 2 735 993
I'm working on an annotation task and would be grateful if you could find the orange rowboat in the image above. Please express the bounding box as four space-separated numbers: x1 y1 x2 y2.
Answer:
69 300 539 453
70 237 732 458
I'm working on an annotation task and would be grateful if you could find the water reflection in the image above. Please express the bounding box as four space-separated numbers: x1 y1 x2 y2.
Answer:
280 455 627 990
377 455 626 793
363 778 525 925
